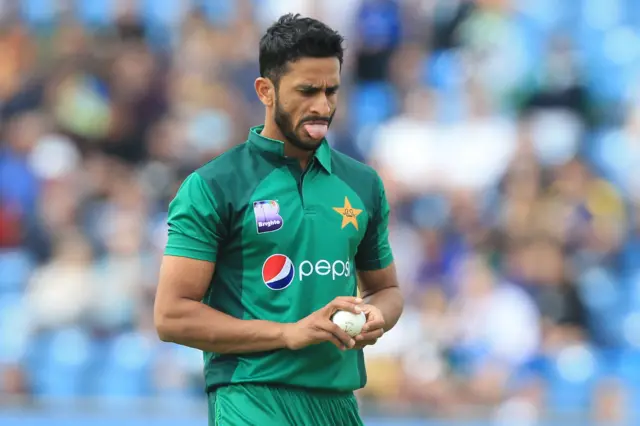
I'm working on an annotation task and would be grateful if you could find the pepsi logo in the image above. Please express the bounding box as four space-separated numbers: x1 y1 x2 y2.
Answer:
262 254 295 290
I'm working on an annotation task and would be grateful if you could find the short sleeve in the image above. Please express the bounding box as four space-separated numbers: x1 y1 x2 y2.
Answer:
355 174 394 271
164 173 226 262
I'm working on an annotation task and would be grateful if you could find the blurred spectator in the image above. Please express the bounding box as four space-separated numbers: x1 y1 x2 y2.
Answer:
0 111 44 217
369 87 440 198
447 255 540 405
520 236 588 347
517 33 593 126
593 101 640 201
353 0 403 82
25 230 93 331
454 0 532 106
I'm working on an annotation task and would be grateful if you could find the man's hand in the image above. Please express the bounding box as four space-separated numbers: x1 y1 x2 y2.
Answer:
353 304 385 349
282 296 363 351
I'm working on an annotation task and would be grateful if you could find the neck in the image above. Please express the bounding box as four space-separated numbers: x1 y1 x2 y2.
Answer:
261 120 313 169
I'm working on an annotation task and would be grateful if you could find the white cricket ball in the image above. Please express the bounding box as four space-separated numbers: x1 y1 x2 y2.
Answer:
332 310 366 337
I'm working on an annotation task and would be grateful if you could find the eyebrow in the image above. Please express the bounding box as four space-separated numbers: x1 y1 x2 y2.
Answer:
297 84 340 91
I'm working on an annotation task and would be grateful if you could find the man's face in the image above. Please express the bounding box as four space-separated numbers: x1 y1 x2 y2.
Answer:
272 57 340 151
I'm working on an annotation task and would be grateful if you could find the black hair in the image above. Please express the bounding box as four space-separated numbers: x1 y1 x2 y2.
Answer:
259 14 344 86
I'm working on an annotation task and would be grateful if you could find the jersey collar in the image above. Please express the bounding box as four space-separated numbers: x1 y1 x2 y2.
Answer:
248 125 332 174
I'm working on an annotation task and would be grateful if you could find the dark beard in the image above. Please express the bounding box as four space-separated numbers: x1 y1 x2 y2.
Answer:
273 96 334 152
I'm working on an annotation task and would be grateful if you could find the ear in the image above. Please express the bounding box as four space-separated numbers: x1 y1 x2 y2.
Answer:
254 77 274 107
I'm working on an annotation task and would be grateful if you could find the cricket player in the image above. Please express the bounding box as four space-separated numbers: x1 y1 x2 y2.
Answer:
154 13 404 426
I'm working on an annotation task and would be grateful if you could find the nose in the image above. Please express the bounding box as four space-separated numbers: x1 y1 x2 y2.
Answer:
310 93 331 117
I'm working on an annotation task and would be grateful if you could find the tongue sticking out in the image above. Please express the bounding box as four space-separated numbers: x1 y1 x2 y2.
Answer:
303 123 328 140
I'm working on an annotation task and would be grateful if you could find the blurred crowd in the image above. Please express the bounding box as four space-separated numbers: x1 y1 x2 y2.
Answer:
0 0 639 424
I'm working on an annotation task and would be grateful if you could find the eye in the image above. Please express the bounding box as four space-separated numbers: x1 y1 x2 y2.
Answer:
326 87 339 96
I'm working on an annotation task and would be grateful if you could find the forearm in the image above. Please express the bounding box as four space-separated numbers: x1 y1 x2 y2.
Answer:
364 286 404 331
155 298 287 354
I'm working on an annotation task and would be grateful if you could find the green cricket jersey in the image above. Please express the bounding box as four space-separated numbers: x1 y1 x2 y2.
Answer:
165 125 394 393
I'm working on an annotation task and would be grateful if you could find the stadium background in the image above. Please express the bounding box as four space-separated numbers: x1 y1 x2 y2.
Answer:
0 0 639 425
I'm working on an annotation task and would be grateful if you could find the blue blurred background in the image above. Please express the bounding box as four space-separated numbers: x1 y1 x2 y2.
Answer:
0 0 639 425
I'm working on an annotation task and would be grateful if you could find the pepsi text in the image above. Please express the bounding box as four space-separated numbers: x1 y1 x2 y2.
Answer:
298 259 351 281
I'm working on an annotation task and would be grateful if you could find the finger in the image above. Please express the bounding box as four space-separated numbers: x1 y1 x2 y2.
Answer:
329 296 363 312
316 330 346 350
320 321 356 348
333 296 363 305
330 323 357 349
362 318 385 333
355 328 384 341
326 300 363 316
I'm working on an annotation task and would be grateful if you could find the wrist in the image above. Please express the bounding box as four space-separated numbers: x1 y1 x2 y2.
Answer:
278 322 293 350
